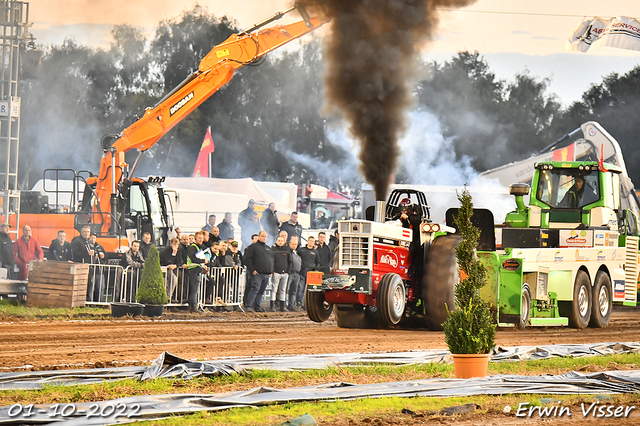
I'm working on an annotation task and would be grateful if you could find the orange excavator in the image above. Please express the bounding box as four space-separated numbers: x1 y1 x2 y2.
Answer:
3 2 328 258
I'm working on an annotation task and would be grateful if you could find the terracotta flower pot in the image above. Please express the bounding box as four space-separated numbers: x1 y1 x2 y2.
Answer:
451 353 491 379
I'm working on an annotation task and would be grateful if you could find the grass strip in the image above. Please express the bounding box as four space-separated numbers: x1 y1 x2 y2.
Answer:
0 303 110 320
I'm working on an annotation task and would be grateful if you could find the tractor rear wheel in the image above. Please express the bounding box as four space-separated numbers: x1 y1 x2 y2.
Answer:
421 235 461 330
589 271 612 328
305 291 333 323
377 273 406 327
559 270 591 329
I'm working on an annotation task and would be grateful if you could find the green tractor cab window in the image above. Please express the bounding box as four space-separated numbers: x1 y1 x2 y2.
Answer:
537 168 600 209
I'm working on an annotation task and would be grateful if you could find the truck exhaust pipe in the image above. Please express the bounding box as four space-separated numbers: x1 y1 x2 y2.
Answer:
374 200 386 223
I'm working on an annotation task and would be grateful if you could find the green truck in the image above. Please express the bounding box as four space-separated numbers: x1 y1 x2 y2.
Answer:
466 159 638 329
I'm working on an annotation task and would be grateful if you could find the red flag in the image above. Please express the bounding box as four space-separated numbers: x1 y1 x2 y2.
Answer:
552 143 575 162
192 127 215 177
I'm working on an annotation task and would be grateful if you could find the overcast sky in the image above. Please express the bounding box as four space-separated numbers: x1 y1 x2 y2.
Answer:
29 0 640 107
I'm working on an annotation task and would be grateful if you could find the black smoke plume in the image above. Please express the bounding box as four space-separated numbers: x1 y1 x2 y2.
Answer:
319 0 477 200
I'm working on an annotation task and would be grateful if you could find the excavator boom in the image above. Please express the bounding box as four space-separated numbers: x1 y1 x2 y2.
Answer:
94 3 328 234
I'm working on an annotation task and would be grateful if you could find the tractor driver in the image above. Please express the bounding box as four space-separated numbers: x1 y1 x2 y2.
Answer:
561 175 585 208
393 198 422 254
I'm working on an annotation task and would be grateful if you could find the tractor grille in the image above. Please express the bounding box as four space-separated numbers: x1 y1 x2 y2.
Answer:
341 236 370 267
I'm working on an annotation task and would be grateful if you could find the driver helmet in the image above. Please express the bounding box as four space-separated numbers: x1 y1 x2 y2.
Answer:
399 197 413 212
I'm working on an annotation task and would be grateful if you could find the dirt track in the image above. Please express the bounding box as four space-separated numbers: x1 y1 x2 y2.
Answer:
1 307 639 371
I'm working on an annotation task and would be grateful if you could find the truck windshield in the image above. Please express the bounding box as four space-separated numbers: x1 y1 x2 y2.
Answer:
310 201 352 229
536 168 600 208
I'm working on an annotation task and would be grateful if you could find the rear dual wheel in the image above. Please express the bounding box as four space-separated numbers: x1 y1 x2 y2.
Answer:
559 270 591 329
590 271 612 328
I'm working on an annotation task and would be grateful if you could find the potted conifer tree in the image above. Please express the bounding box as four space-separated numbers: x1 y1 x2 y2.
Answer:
442 188 496 378
136 245 168 317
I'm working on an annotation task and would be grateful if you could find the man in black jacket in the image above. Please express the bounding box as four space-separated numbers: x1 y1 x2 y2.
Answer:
0 223 14 279
243 230 273 312
218 212 235 241
287 237 302 312
297 235 319 308
140 232 153 259
49 230 73 261
260 202 280 246
71 225 94 264
271 235 292 312
316 232 332 274
279 211 303 244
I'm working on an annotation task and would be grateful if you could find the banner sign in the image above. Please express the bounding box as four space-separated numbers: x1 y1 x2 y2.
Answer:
567 16 640 53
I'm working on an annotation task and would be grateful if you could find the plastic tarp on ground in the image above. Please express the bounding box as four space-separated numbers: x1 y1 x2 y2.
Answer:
0 342 638 391
2 370 640 425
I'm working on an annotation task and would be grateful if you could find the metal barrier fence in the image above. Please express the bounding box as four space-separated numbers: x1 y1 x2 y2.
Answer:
199 266 246 308
85 264 124 306
115 265 246 309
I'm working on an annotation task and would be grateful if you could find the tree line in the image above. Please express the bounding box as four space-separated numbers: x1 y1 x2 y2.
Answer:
18 5 640 191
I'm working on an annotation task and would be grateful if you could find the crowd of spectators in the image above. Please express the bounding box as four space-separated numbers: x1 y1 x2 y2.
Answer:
0 200 339 314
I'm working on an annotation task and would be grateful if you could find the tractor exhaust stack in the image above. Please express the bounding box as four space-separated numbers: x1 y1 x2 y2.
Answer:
375 200 386 223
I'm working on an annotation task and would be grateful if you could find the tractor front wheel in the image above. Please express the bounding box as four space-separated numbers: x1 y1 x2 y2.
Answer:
377 273 406 327
305 291 333 323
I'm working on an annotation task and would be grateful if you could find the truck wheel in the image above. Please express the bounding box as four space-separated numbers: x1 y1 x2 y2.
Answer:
377 273 406 326
590 271 612 328
518 284 532 330
421 235 461 330
567 270 592 329
305 291 333 323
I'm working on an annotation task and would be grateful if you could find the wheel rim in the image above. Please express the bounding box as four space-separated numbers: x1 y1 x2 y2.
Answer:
392 284 404 316
578 285 589 317
598 285 609 317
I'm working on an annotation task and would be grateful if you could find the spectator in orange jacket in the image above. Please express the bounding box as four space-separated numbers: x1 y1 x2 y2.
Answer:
13 225 44 280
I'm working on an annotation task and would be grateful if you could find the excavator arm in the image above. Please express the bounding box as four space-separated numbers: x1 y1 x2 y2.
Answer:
92 2 328 234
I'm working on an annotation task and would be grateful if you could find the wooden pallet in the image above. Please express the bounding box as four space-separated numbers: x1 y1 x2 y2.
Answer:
27 261 90 308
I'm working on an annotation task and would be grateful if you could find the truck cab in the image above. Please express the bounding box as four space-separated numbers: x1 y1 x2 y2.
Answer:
483 161 639 330
505 161 630 232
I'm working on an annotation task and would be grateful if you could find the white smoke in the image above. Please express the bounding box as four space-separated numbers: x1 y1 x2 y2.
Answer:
397 110 477 185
